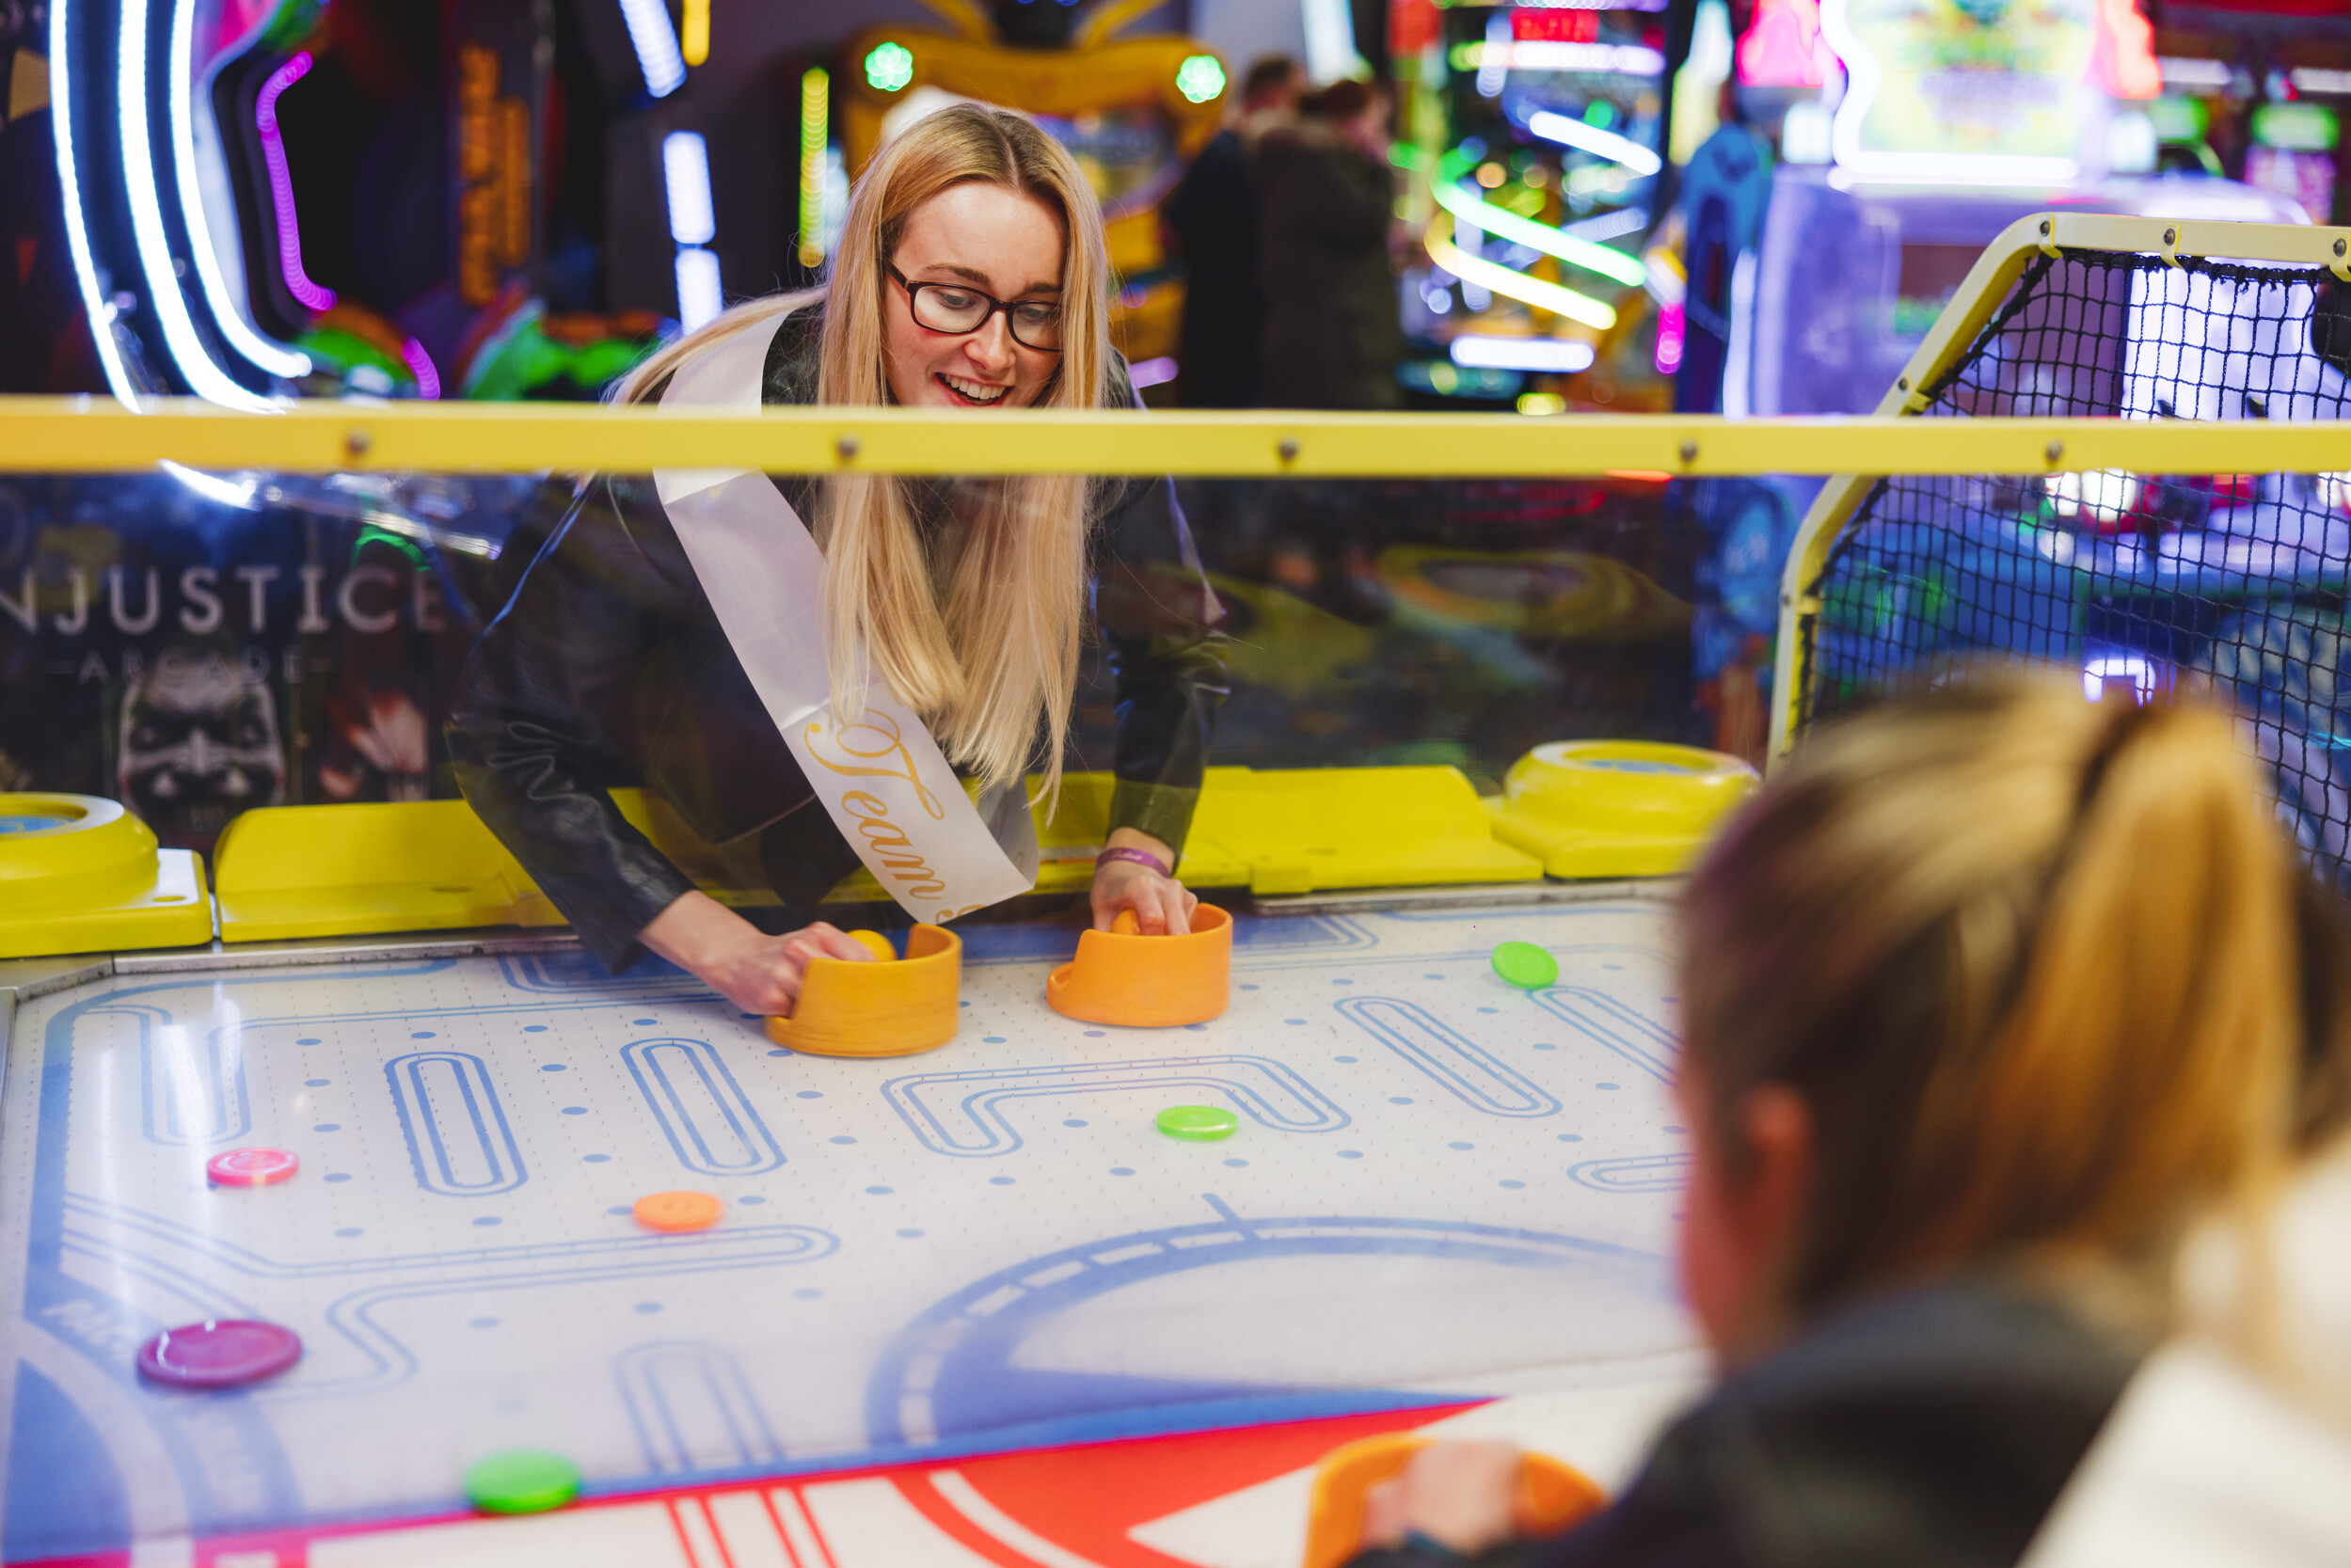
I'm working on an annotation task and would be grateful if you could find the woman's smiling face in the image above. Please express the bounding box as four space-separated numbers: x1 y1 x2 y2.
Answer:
883 181 1067 410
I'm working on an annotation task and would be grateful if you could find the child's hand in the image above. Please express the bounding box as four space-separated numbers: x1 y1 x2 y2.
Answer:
1361 1440 1523 1558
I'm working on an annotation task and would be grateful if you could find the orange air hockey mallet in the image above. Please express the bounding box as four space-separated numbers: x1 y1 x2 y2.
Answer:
1302 1433 1607 1568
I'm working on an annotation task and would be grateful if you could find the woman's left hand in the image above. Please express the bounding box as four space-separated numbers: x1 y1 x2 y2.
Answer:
1091 833 1197 935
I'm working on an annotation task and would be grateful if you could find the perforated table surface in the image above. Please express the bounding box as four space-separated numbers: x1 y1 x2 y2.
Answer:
0 895 1701 1567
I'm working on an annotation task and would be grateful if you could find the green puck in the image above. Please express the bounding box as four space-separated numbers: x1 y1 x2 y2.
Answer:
1490 941 1560 990
1156 1104 1239 1141
465 1449 582 1514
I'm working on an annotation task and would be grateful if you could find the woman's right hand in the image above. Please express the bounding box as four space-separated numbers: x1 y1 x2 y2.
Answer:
640 892 877 1016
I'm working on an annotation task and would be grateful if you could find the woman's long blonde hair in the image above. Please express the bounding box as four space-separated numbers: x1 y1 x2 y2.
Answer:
616 104 1111 796
1681 676 2351 1318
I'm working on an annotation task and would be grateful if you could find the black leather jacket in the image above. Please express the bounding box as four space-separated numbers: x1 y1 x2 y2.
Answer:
447 306 1226 969
1345 1275 2148 1568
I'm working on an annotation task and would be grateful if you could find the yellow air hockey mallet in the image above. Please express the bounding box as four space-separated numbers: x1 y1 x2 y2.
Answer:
1301 1433 1607 1568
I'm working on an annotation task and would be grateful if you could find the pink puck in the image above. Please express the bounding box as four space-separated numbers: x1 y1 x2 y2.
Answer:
206 1148 298 1187
136 1320 303 1388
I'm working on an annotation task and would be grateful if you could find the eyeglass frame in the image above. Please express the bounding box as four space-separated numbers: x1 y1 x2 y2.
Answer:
886 264 1066 354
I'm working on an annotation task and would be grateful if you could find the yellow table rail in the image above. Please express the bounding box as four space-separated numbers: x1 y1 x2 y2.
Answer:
5 396 2351 478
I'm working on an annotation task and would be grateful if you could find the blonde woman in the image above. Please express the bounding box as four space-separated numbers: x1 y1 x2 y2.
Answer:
1339 679 2351 1568
449 105 1222 1014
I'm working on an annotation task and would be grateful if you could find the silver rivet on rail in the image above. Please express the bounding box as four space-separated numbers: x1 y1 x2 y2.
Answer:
836 434 860 462
2045 439 2065 464
344 428 372 458
1278 437 1300 463
1679 440 1699 463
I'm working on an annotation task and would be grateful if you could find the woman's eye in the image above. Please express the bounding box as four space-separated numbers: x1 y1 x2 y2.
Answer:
929 288 981 311
1014 303 1059 325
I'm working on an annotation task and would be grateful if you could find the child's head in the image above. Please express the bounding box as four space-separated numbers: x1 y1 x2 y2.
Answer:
1676 677 2349 1359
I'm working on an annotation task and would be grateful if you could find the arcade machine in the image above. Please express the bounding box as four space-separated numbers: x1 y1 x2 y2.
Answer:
1393 0 1675 415
837 0 1230 372
1685 0 2308 762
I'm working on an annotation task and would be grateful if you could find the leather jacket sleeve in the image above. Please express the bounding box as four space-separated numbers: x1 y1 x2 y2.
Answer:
446 475 705 971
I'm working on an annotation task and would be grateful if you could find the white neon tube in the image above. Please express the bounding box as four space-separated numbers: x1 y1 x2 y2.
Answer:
675 246 722 330
1425 214 1616 331
1524 109 1664 177
169 0 308 378
617 0 687 97
1476 11 1509 98
662 131 716 245
121 0 273 408
1433 181 1645 286
1450 335 1596 372
49 0 137 407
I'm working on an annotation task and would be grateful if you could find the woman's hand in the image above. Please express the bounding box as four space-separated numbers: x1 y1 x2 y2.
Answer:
640 891 876 1016
1360 1440 1524 1559
1091 830 1197 935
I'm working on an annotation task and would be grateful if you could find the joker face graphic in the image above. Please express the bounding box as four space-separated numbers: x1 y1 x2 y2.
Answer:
118 648 286 846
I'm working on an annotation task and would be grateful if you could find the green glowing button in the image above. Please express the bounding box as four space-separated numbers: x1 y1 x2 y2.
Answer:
465 1449 582 1515
866 40 913 92
1490 941 1560 990
1157 1104 1239 1141
1177 55 1227 104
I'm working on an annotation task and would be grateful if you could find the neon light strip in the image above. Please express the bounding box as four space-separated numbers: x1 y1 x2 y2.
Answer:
122 0 274 408
662 131 715 245
1819 0 2078 187
675 246 722 330
680 0 708 67
1433 182 1645 286
1475 11 1508 97
49 0 138 406
1462 40 1665 76
617 0 686 98
256 52 336 311
798 67 827 266
401 338 440 400
170 0 307 377
1524 109 1663 176
1426 214 1617 331
1451 335 1596 372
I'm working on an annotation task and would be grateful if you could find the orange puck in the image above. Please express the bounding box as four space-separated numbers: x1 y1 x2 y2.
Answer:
631 1191 723 1233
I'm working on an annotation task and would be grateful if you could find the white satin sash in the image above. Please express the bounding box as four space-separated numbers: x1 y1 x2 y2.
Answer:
651 314 1039 923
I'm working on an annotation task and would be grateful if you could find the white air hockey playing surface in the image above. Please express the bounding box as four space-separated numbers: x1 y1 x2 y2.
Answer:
0 896 1703 1566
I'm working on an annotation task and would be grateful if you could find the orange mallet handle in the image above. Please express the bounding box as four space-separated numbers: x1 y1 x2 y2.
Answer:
1301 1434 1607 1568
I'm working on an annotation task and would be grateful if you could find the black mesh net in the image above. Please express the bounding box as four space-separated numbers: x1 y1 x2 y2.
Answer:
1798 248 2351 888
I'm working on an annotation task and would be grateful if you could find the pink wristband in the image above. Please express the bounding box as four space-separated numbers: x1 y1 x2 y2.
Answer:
1096 846 1172 879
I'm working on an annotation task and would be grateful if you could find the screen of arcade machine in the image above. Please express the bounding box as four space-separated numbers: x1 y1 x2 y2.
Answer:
1406 2 1669 412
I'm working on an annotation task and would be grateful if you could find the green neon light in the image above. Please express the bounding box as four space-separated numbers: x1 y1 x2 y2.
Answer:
1176 55 1226 103
1426 215 1617 331
1433 181 1645 287
866 40 913 92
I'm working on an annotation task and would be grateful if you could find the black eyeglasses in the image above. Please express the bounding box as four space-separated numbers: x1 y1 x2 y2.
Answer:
888 265 1065 353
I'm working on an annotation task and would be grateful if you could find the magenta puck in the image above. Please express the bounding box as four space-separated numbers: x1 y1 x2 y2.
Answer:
136 1321 303 1388
206 1148 298 1187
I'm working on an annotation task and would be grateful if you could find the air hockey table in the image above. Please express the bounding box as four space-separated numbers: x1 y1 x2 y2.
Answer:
0 883 1704 1568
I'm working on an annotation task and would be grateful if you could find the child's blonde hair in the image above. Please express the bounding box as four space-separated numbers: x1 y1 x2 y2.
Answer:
1682 675 2351 1314
616 103 1110 797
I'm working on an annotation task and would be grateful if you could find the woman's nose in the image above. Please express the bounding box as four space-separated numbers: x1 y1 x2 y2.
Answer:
965 314 1017 375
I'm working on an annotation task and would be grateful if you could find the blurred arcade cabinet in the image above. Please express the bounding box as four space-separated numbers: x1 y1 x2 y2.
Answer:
837 0 1229 374
46 0 692 405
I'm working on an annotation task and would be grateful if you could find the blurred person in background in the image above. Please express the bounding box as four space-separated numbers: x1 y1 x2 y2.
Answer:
1257 77 1401 412
1161 55 1301 409
1337 677 2351 1568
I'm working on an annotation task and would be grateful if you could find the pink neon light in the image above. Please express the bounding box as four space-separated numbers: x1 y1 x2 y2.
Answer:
1655 302 1686 375
1736 0 1831 89
400 338 441 400
256 51 336 311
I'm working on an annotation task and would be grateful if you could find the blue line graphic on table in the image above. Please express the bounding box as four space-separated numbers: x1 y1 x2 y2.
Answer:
497 950 713 995
1334 997 1561 1117
883 1056 1347 1156
384 1051 528 1196
131 1004 252 1148
1531 988 1679 1083
867 1196 1669 1450
617 1340 786 1474
622 1037 786 1176
1569 1154 1689 1193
